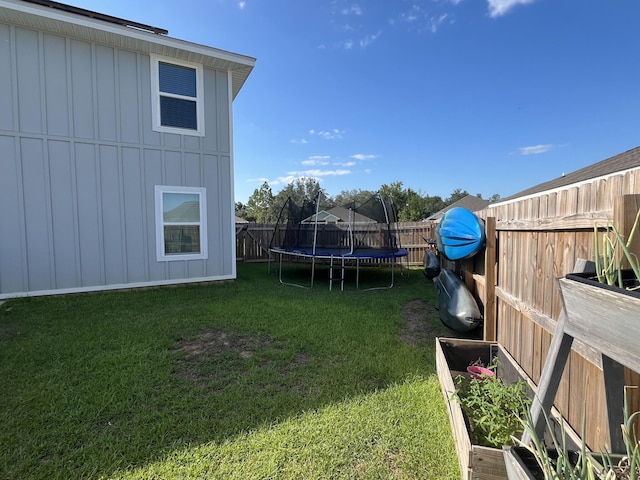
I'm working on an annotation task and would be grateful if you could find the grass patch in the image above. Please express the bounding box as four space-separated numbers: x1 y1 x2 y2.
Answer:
0 263 466 479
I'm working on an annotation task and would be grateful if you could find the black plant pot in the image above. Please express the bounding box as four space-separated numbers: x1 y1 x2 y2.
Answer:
504 446 584 480
565 270 640 299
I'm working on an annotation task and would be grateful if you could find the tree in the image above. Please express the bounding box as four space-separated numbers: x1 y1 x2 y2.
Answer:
380 181 408 218
268 178 329 224
333 189 377 208
274 177 325 204
423 195 445 218
235 202 248 219
245 182 274 223
446 188 470 206
399 189 430 221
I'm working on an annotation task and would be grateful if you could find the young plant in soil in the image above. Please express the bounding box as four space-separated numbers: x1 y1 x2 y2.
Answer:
452 358 532 449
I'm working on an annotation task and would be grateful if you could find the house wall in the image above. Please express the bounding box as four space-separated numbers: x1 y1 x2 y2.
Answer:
0 22 236 298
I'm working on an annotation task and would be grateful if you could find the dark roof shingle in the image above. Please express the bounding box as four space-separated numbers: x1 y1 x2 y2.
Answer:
501 146 640 201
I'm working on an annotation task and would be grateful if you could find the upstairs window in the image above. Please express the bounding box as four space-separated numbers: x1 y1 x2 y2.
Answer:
155 186 208 261
151 55 204 135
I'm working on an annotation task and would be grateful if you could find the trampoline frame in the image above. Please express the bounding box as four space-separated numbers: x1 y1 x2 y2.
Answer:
269 192 407 291
270 247 408 291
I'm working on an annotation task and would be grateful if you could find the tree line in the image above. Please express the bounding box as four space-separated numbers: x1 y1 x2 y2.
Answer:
235 178 501 224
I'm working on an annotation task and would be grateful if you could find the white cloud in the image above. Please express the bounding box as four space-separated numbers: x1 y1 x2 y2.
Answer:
271 175 297 186
290 138 308 144
309 128 345 140
359 30 382 47
399 5 422 23
334 161 356 167
238 1 246 10
396 5 455 34
341 4 362 16
287 169 351 177
518 144 554 155
430 14 450 33
487 0 535 18
311 169 350 176
340 39 354 49
350 153 377 160
302 156 331 166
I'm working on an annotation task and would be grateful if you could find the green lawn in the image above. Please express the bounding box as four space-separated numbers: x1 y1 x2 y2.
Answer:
0 262 463 479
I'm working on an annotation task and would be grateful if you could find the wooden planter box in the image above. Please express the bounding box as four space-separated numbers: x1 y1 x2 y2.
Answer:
436 338 534 480
560 273 640 374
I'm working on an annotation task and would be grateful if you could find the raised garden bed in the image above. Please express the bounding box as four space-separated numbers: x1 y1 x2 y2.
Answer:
436 337 535 480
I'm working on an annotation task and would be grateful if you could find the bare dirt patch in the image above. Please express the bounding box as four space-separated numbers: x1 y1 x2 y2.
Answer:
172 330 272 385
176 330 274 362
172 330 309 389
398 299 448 345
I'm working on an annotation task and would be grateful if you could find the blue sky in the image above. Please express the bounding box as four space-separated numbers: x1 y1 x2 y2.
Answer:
74 0 640 203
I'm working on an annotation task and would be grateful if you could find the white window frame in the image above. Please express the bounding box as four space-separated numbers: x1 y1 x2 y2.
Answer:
150 54 205 136
155 185 208 262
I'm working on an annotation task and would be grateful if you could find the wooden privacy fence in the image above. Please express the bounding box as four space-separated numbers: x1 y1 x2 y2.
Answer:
461 180 640 452
235 221 435 266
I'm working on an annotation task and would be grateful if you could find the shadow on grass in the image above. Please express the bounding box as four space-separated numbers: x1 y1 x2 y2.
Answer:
0 263 472 479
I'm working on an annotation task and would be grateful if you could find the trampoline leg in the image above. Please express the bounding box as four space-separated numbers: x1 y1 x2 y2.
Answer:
390 259 395 288
277 252 284 284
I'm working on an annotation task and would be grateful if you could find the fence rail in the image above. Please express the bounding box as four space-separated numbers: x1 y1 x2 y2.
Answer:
236 222 435 266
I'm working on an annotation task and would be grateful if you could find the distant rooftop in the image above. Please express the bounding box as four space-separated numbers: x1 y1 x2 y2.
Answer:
425 194 490 221
22 0 168 34
499 146 640 203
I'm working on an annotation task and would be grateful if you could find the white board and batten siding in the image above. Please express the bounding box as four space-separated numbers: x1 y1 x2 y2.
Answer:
0 0 255 298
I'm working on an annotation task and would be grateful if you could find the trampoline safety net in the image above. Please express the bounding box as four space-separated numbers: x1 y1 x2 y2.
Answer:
269 191 402 255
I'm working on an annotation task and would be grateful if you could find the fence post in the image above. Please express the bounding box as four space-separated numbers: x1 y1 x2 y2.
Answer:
483 217 497 341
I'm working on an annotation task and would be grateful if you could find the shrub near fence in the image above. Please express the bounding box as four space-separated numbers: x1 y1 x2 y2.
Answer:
235 222 435 266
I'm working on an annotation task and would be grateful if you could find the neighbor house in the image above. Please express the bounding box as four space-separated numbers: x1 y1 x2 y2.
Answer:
424 194 490 221
301 206 376 226
0 0 255 298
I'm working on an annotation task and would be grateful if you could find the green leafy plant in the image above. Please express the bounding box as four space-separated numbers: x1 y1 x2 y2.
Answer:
594 209 640 289
452 358 532 448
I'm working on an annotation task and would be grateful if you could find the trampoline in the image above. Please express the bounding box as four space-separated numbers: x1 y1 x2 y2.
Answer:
269 192 408 291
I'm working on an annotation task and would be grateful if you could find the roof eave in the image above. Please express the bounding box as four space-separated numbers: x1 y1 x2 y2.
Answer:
0 0 255 98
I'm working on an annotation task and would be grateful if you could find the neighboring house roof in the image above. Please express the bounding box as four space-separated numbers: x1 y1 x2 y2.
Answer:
498 146 640 203
302 206 376 224
235 216 249 224
164 201 200 222
425 195 490 221
0 0 256 99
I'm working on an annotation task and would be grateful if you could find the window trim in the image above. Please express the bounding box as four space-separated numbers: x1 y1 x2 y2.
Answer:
155 185 208 262
150 54 205 136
